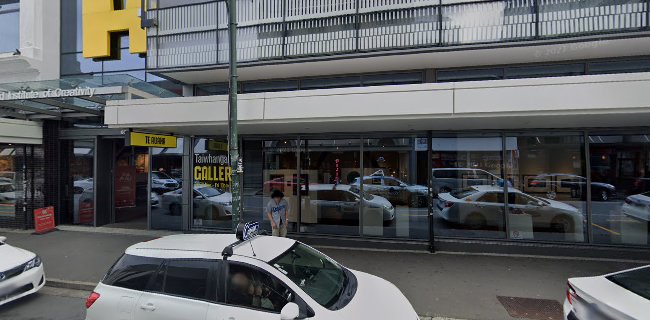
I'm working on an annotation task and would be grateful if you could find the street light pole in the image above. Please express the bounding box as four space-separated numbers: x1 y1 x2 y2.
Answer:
227 0 241 231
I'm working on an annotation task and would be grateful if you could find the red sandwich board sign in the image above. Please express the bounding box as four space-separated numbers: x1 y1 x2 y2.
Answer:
34 206 56 234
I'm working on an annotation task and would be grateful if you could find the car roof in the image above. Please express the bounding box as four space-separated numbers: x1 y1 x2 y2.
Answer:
470 185 523 193
125 234 296 263
308 184 352 191
433 168 485 171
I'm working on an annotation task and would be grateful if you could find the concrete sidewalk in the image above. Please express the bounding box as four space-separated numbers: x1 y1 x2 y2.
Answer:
1 227 645 320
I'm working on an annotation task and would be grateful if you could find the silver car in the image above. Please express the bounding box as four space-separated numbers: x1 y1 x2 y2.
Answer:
436 185 583 234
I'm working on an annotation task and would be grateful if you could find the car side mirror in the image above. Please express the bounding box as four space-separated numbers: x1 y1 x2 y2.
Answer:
194 195 204 199
0 236 6 243
280 302 300 320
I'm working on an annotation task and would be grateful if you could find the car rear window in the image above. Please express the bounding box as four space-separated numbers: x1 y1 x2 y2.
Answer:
103 254 163 291
607 266 650 300
450 188 478 199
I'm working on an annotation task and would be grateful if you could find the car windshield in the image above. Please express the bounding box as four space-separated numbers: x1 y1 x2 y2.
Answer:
152 172 173 180
270 243 346 308
197 187 222 198
349 187 374 200
606 266 650 300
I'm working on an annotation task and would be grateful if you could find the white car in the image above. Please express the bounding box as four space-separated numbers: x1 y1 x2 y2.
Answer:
0 236 45 306
0 182 16 204
85 232 419 320
564 265 650 320
160 186 232 218
622 191 650 222
151 171 180 193
436 185 583 233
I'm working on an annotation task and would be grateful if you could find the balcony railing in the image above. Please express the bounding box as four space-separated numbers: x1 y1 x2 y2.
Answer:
145 0 650 70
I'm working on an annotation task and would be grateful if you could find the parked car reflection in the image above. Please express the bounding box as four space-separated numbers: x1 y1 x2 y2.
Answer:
306 184 395 226
528 174 615 201
161 186 232 221
436 185 583 234
73 178 93 224
622 191 650 222
351 175 427 207
432 168 510 194
151 171 181 193
263 176 307 193
0 181 15 204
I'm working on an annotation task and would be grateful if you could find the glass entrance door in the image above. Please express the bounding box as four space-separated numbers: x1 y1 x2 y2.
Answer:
113 140 149 229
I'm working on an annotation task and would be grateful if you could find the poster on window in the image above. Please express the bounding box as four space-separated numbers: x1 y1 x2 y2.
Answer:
115 166 136 208
194 140 231 191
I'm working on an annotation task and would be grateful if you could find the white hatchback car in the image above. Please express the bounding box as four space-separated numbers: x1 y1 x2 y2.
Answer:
0 236 45 306
85 230 419 320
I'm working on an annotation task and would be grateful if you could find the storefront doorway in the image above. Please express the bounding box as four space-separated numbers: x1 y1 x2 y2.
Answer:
112 140 149 228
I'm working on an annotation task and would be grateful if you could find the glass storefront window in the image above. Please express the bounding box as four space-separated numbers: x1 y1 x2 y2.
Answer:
505 134 587 242
0 144 17 219
69 140 95 225
360 137 428 239
301 138 361 236
432 135 506 239
590 135 650 245
151 138 184 230
261 139 299 233
0 0 19 54
192 138 232 229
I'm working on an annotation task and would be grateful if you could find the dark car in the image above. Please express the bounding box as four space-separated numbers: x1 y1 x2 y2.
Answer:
528 174 615 201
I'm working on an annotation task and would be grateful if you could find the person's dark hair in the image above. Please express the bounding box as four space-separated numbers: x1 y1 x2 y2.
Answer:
270 190 284 199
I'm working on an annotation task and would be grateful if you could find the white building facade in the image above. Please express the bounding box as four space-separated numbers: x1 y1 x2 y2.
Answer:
1 0 650 256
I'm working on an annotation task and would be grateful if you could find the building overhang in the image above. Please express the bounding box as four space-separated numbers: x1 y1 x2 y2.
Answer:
0 75 177 121
105 72 650 136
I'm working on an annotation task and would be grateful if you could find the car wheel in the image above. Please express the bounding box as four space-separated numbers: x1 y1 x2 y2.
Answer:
169 203 182 216
439 187 451 194
551 215 575 234
465 213 486 229
546 191 557 200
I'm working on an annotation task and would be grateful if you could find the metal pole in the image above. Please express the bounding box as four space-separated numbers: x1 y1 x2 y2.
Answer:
228 0 241 231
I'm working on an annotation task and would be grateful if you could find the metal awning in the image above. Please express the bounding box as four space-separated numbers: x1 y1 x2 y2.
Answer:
0 75 177 120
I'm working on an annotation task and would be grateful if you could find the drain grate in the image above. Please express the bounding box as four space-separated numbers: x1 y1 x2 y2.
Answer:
497 296 563 320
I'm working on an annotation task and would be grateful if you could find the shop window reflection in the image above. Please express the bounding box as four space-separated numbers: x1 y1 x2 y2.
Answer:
69 140 95 225
191 138 233 229
300 139 361 236
505 135 587 242
432 136 506 239
590 135 650 245
0 145 17 219
151 138 184 231
359 137 428 239
261 140 298 233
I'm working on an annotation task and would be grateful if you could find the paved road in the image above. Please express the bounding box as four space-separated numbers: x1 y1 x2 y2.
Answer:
0 287 87 320
0 229 645 319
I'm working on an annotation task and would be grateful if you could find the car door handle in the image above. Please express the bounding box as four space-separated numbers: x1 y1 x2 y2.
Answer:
140 303 156 311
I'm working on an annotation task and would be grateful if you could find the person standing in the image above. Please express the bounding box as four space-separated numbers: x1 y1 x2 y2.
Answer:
266 190 289 237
